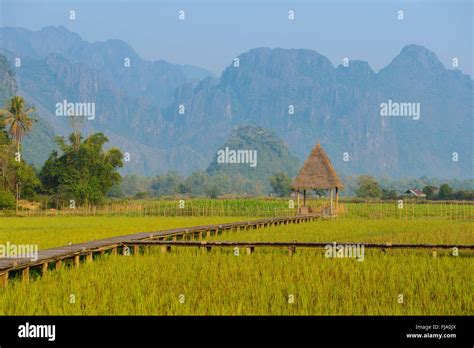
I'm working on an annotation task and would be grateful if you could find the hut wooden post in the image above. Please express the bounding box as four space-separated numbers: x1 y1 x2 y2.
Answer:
335 187 339 215
0 272 8 288
74 255 80 268
22 267 30 284
297 191 300 213
303 190 306 207
330 189 334 216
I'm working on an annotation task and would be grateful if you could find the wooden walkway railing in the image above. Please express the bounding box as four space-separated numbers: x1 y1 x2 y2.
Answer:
0 214 319 287
123 240 474 256
124 240 474 250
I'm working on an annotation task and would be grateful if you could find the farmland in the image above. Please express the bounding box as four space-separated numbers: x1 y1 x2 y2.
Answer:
1 247 471 316
0 216 246 250
0 201 472 316
10 197 474 220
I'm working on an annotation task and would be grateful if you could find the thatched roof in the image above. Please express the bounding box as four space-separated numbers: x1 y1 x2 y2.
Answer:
292 143 344 190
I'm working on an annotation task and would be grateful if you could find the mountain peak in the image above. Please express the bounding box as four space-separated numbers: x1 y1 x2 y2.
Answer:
221 47 334 84
388 44 444 71
240 47 333 67
336 60 375 77
39 25 82 40
40 25 69 33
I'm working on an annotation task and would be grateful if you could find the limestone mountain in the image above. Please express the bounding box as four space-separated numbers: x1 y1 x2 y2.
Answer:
206 125 300 191
164 45 472 178
0 26 471 179
0 26 211 107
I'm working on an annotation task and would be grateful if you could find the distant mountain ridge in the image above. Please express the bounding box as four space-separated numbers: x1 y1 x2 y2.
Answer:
0 26 471 179
0 26 213 171
163 45 472 178
0 26 212 106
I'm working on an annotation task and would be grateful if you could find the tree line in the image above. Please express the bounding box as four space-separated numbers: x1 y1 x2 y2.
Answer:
351 175 472 200
117 172 473 201
0 96 123 209
0 95 472 210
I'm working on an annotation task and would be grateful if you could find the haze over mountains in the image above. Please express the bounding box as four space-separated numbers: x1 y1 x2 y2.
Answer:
0 26 472 179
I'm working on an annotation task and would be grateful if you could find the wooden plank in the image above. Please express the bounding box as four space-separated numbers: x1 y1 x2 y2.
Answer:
73 255 80 268
22 267 29 284
160 246 171 254
0 272 8 288
42 262 48 275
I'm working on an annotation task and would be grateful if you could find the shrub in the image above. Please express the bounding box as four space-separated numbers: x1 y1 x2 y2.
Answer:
0 190 15 209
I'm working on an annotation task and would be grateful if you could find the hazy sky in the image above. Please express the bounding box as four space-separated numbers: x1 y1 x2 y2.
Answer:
1 0 472 76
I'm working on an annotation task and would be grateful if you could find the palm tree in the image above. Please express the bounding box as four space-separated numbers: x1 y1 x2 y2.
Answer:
0 96 36 213
0 95 36 156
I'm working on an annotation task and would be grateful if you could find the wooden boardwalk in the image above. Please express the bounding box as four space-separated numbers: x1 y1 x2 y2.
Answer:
0 214 319 287
1 213 472 287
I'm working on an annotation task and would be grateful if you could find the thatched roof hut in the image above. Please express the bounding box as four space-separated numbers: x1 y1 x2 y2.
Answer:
292 143 343 191
292 143 343 216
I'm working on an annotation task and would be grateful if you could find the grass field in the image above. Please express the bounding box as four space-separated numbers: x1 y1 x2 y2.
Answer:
1 248 471 315
213 219 474 244
11 197 474 220
0 212 472 316
0 216 246 250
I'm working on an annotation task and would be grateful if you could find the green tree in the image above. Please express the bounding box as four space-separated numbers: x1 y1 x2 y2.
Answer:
453 190 474 201
438 184 453 200
107 183 125 198
204 183 221 199
40 132 123 206
0 96 37 211
269 172 292 197
0 117 10 145
355 175 382 198
381 189 398 200
151 171 183 196
0 96 36 156
422 185 437 200
177 182 191 195
0 190 15 209
204 174 230 198
184 171 210 196
0 143 40 201
14 161 41 199
120 174 151 197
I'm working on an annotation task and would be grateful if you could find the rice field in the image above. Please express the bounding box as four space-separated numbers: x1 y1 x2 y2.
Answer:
1 247 472 315
10 198 474 220
0 216 246 250
0 212 472 316
213 219 474 245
